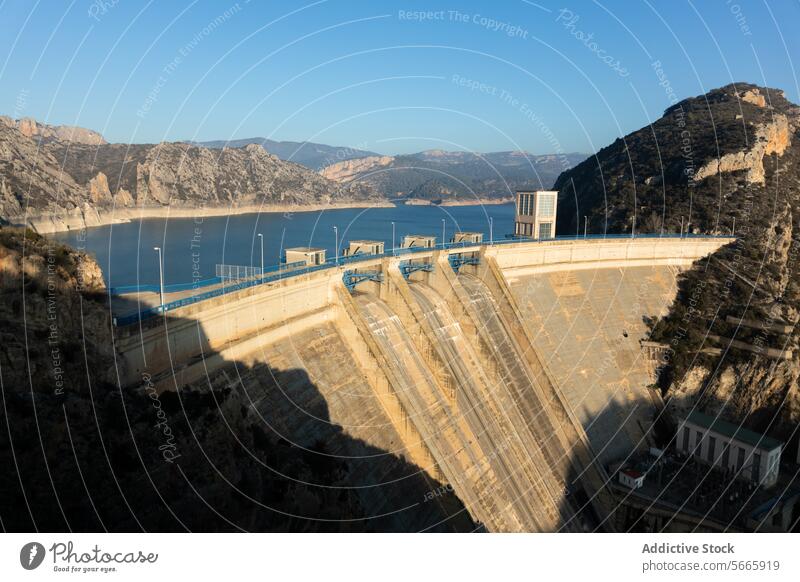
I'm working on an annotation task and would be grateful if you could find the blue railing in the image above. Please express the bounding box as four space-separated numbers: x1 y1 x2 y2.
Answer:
112 233 734 327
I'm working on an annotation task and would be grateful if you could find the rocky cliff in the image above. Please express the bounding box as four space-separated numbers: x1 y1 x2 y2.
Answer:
553 83 800 446
320 155 395 182
0 118 380 232
0 115 106 145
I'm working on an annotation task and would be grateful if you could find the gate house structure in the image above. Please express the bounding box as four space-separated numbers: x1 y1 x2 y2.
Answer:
677 411 782 488
514 190 558 239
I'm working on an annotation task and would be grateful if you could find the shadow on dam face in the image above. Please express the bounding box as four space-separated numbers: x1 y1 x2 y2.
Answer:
0 284 475 532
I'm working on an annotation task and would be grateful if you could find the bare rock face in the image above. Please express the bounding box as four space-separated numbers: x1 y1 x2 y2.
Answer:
5 116 107 145
88 172 112 204
739 88 767 108
115 187 134 207
694 113 791 184
0 120 89 218
320 155 395 183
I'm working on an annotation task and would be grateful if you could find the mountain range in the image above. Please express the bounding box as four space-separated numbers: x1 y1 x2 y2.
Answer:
321 150 587 203
0 117 588 232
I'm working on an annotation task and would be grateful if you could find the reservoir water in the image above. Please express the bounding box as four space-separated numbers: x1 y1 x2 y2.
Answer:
51 203 515 288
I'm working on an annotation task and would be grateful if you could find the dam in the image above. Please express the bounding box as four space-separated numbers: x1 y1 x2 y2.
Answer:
112 234 733 531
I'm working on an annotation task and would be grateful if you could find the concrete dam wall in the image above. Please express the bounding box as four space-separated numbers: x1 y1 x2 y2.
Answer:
114 237 732 531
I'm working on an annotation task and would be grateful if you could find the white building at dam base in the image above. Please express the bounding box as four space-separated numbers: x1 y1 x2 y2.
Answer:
676 410 782 488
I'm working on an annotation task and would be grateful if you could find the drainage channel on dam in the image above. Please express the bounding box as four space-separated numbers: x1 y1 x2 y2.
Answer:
410 282 580 531
354 291 521 531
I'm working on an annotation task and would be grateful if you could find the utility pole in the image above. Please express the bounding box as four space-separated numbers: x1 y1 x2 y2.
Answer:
489 217 493 244
680 216 684 237
732 217 736 236
257 233 264 279
584 216 588 238
391 221 395 255
441 218 446 247
333 225 338 265
154 246 164 312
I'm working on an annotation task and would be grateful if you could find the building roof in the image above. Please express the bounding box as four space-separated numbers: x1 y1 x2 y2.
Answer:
686 410 782 451
285 247 324 253
622 469 643 479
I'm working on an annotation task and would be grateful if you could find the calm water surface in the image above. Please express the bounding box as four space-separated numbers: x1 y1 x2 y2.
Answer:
51 203 515 287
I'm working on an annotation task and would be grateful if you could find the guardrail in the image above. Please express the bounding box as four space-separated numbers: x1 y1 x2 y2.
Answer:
111 233 734 327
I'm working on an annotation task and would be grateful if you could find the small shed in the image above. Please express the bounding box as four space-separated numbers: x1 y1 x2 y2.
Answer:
345 240 385 256
402 234 437 249
619 469 645 490
285 247 326 266
453 231 483 244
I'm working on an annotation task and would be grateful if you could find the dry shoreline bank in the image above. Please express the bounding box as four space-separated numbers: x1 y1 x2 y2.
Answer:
13 201 396 234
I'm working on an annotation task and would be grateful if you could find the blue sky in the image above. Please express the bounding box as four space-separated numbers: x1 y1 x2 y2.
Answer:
1 0 798 155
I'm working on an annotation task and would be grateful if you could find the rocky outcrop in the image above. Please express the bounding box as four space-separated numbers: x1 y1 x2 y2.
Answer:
694 113 791 184
739 88 767 108
0 115 106 145
320 155 394 182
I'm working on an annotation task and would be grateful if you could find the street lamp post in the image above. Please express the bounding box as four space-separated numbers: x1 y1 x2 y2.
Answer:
489 217 493 244
441 218 445 247
680 216 684 237
584 216 588 238
391 221 395 255
257 233 264 279
732 217 736 236
154 246 164 312
333 225 338 265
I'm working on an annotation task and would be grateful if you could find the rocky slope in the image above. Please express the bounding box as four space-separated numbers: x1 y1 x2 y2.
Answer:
321 150 587 202
553 83 800 446
195 137 380 170
0 119 380 232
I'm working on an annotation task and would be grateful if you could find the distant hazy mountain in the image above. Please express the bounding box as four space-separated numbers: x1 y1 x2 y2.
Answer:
321 150 588 202
193 137 379 170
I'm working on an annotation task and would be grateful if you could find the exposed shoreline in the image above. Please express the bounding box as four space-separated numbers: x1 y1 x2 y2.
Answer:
437 197 514 207
397 197 513 207
12 201 397 234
